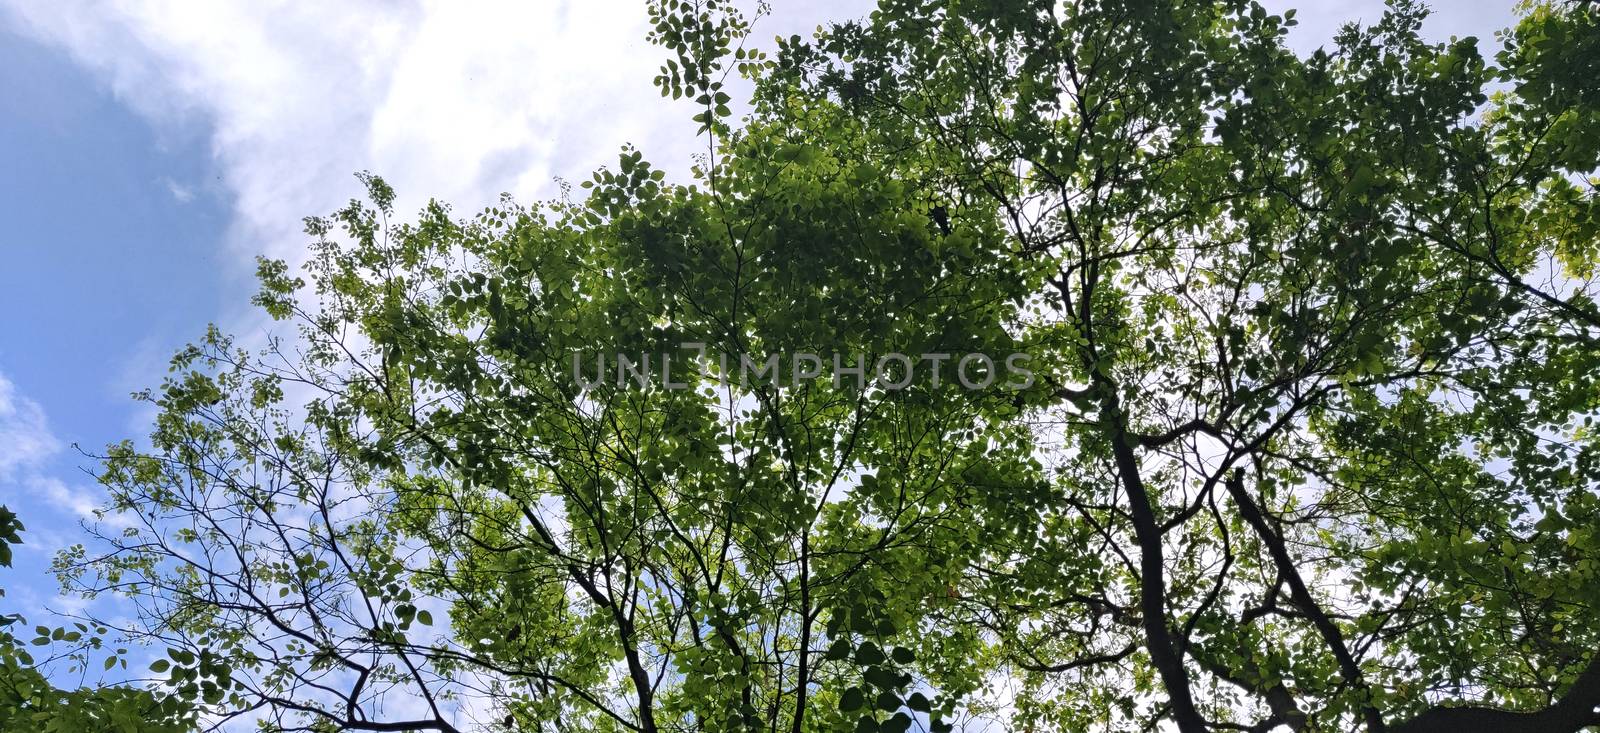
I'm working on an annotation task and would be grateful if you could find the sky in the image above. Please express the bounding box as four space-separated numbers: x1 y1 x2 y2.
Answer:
0 0 1521 701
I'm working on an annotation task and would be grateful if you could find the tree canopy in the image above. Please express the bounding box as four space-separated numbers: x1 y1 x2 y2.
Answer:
42 0 1600 731
1 507 193 733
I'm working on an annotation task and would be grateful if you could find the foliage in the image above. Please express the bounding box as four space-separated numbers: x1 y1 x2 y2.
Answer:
0 508 193 733
52 0 1600 732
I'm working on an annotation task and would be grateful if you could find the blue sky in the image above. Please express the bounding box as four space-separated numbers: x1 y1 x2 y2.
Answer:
0 24 233 425
0 23 236 629
0 0 1520 694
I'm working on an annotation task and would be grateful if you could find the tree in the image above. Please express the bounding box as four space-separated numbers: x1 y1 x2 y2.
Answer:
0 507 193 733
778 0 1600 730
54 0 1600 732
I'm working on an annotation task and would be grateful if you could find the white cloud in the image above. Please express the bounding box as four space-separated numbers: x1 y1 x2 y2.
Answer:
0 371 128 534
28 475 99 523
0 2 875 516
0 0 873 281
159 175 195 202
0 1 878 502
0 371 60 480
